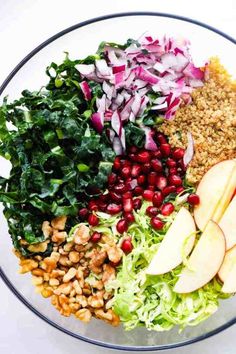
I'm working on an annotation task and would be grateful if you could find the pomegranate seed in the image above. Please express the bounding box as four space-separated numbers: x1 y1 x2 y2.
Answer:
143 189 155 201
162 185 176 196
133 186 143 196
161 203 175 216
152 191 163 207
121 166 131 179
137 151 150 163
100 193 109 202
166 158 176 168
169 174 183 187
148 185 155 191
122 159 131 167
142 162 151 174
90 232 102 243
169 167 178 175
150 217 165 230
109 191 122 203
116 219 128 234
78 208 89 220
88 214 99 226
131 164 142 178
137 175 146 186
123 212 135 223
172 148 185 160
151 159 162 172
88 200 98 211
156 133 167 144
128 146 139 153
122 191 132 199
176 186 185 194
123 198 133 213
114 183 127 194
148 172 157 185
146 206 158 217
121 237 133 253
151 149 162 159
129 153 137 161
187 193 200 205
107 203 122 214
108 173 117 185
110 260 122 268
97 201 107 211
160 143 171 157
133 198 142 210
113 157 121 170
156 176 168 190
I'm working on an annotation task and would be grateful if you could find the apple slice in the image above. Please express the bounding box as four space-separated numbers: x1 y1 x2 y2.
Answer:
146 207 196 275
218 245 236 282
174 220 225 293
194 160 236 231
221 264 236 293
219 195 236 250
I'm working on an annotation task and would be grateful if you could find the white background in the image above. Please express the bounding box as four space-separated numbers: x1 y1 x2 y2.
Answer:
0 1 235 353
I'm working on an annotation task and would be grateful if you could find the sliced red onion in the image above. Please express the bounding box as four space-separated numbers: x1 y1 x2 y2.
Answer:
151 101 168 110
183 132 195 166
112 65 126 74
111 110 122 137
128 178 138 190
120 97 134 121
96 94 107 113
91 112 104 134
95 59 112 77
113 137 123 155
189 78 204 88
79 81 91 101
143 127 158 151
135 67 159 85
138 96 149 116
153 96 166 104
102 81 114 100
106 128 115 143
120 127 126 150
76 64 95 76
183 63 204 80
114 71 125 88
131 93 142 117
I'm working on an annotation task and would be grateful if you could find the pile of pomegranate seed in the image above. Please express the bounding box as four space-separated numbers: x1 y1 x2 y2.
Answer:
78 131 199 248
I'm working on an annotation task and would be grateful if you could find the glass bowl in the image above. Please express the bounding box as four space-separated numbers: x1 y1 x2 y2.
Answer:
0 12 236 352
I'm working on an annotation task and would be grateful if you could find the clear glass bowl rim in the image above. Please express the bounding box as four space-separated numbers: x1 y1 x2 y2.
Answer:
0 11 236 352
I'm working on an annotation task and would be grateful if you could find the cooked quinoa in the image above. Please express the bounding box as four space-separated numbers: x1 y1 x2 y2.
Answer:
160 57 236 184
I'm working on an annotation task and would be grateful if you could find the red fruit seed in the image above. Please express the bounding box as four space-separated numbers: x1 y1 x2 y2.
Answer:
143 189 155 201
137 151 151 163
156 176 167 190
116 219 128 234
146 206 158 217
166 158 176 168
161 203 175 216
108 173 117 185
90 232 102 243
160 143 171 157
88 200 98 211
88 214 99 226
168 174 183 187
123 212 135 224
150 217 165 230
133 198 142 210
133 186 143 196
156 133 167 144
109 191 122 203
78 208 89 220
121 237 133 254
113 157 121 170
151 159 162 172
123 198 133 213
121 166 131 179
152 191 163 207
176 186 185 194
162 185 176 196
148 172 157 185
137 175 146 186
107 203 122 215
172 148 185 160
187 193 200 205
131 164 142 178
